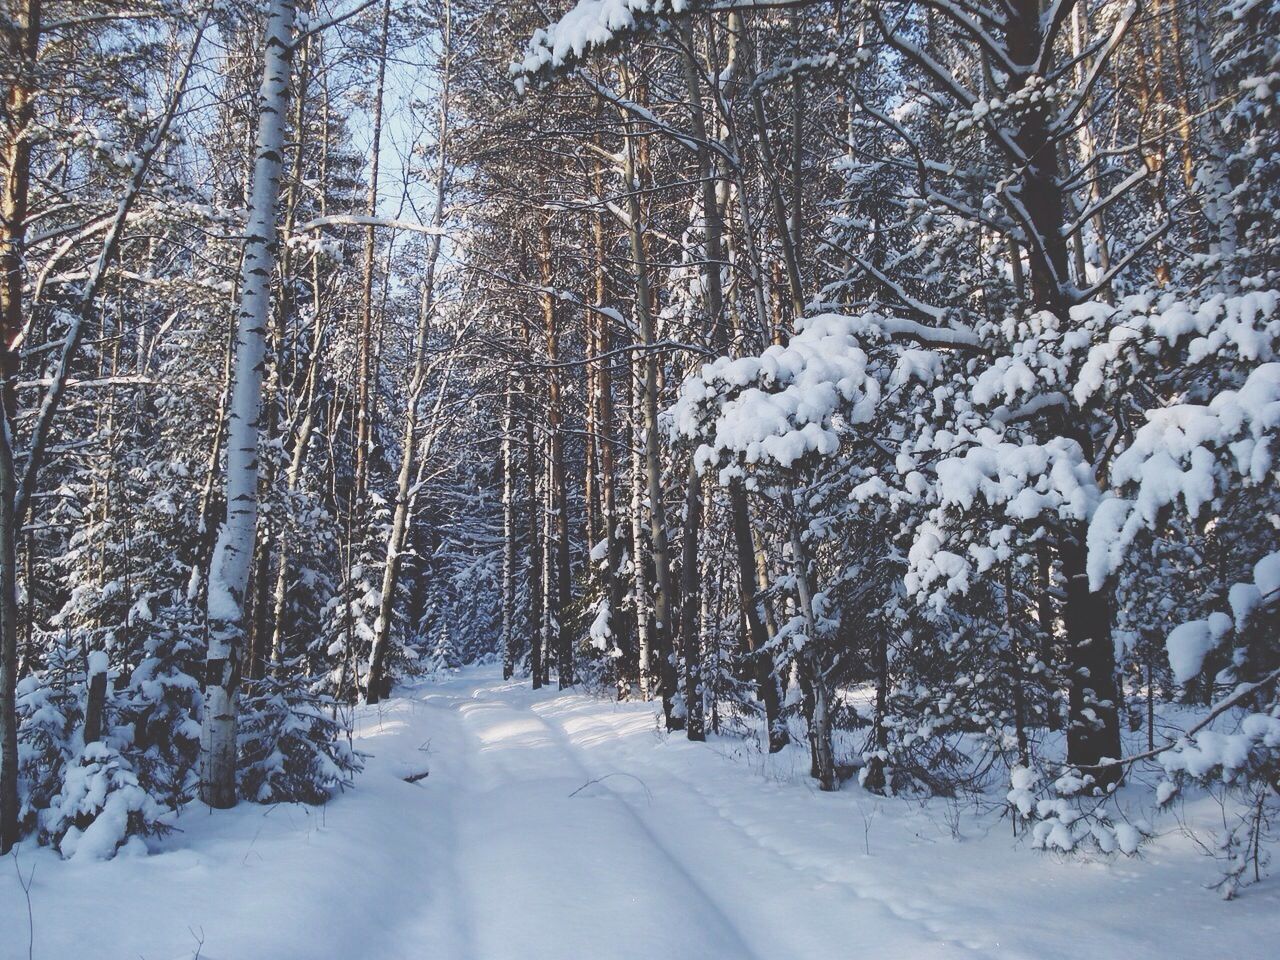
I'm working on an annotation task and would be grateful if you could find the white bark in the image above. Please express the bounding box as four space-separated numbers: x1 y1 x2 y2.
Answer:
200 0 296 809
789 513 836 792
1190 0 1237 256
501 376 516 679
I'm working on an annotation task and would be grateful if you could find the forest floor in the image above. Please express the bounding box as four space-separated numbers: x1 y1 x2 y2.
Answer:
2 665 1277 959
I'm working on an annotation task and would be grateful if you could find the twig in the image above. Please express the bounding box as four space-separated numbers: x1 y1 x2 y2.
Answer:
568 772 653 803
11 851 35 960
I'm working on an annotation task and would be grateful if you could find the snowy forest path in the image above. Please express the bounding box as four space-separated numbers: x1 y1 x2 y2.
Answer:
413 670 980 960
426 675 771 960
523 688 991 958
5 666 1275 960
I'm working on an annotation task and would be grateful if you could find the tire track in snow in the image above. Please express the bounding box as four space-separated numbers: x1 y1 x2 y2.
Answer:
391 686 480 960
444 680 770 960
531 693 1004 960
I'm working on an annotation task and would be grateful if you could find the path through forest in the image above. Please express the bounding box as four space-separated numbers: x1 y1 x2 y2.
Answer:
3 667 1275 959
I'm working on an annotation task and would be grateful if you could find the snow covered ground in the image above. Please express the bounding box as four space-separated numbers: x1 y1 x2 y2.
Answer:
3 665 1276 960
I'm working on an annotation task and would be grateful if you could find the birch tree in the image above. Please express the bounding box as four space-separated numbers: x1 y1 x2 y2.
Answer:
201 0 297 809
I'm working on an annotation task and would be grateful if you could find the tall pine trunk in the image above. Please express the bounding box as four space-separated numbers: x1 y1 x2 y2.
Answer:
539 221 575 687
0 0 40 852
621 100 679 728
352 0 391 502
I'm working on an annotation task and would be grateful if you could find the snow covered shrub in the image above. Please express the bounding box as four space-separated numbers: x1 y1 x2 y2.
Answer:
41 742 167 860
238 668 363 804
15 637 84 832
425 621 462 674
1007 764 1149 856
1153 552 1280 894
114 610 204 808
1200 780 1277 899
317 557 383 701
268 486 343 679
14 618 201 856
577 579 631 699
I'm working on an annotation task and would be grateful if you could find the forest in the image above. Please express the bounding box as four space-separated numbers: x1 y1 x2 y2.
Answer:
0 0 1278 956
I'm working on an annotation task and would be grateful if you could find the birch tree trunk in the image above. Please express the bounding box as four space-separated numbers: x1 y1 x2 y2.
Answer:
725 486 784 750
201 0 296 809
743 28 805 321
501 374 517 679
526 382 543 690
674 25 725 741
365 284 430 704
789 512 836 791
630 381 653 700
540 451 556 687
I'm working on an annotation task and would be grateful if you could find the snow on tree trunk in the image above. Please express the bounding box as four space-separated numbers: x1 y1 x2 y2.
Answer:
501 375 516 680
201 0 296 810
1061 531 1122 781
630 396 653 701
730 484 788 752
526 398 544 691
790 512 836 791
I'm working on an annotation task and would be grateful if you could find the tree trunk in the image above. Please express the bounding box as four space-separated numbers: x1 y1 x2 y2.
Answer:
744 31 805 321
0 0 40 415
789 512 836 791
526 384 543 690
502 374 517 680
630 388 653 700
1060 530 1122 787
200 0 296 809
366 16 452 699
622 109 680 729
352 0 391 503
591 154 629 689
0 417 20 851
1037 542 1061 730
541 451 556 688
366 284 432 704
730 485 787 751
674 25 729 741
539 221 574 688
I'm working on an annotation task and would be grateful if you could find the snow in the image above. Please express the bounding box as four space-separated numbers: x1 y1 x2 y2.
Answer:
1165 548 1280 682
1253 550 1280 600
1007 764 1038 815
86 650 109 678
512 0 687 82
1087 362 1280 589
671 311 884 479
1166 615 1232 684
1160 724 1273 780
4 667 1276 960
589 537 609 562
588 598 612 650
